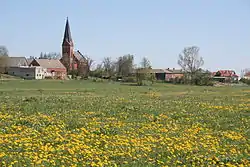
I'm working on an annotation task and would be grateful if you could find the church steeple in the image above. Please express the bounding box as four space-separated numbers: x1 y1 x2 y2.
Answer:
62 17 73 46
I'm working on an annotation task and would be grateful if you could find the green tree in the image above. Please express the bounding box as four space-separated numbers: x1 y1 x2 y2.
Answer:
136 57 155 86
115 54 134 77
0 46 9 74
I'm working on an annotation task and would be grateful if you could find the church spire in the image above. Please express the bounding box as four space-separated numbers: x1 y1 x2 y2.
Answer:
62 17 73 46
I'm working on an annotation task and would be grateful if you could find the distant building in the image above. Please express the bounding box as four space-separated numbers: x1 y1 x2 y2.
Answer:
135 68 184 81
30 59 67 79
7 66 45 79
0 57 28 73
60 18 88 76
165 68 184 82
212 70 239 82
243 72 250 80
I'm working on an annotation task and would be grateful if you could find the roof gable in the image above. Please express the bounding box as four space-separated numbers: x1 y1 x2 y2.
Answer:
73 50 87 62
213 70 238 77
5 57 28 67
32 59 66 69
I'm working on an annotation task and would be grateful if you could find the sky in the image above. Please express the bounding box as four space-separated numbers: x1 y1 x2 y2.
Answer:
1 0 250 74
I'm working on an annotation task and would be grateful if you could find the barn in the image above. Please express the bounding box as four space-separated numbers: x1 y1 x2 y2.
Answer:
30 59 67 79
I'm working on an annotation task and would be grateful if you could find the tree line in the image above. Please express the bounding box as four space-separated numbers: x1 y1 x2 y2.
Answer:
1 45 250 86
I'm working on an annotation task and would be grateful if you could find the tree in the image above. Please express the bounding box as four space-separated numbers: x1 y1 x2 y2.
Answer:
140 57 151 69
178 46 204 84
39 52 61 59
102 57 116 77
116 54 134 77
84 55 94 78
0 46 9 74
136 57 155 86
0 46 8 57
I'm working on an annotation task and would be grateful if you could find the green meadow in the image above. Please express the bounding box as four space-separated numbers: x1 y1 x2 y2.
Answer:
0 80 249 166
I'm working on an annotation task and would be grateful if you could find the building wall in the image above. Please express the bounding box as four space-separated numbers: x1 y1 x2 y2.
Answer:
165 73 184 81
61 45 74 71
45 68 67 79
34 67 46 79
7 66 45 80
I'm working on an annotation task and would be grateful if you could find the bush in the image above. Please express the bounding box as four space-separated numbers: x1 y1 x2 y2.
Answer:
122 76 136 83
240 78 250 85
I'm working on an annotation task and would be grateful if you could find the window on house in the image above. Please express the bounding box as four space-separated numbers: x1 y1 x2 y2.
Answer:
26 74 29 76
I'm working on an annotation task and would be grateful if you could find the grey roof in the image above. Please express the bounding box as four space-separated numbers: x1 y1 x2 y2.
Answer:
150 69 166 73
33 59 66 69
165 68 183 74
62 17 73 46
26 58 34 65
74 50 86 62
5 57 28 67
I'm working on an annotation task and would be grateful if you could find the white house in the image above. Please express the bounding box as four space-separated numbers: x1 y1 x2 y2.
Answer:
7 66 46 79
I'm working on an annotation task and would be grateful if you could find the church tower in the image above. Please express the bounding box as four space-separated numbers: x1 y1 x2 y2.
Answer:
61 17 74 72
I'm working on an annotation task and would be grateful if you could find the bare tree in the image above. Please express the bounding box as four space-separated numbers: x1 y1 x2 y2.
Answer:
0 46 8 57
140 57 151 69
85 56 94 77
39 52 61 60
102 57 116 77
178 46 204 82
241 68 250 79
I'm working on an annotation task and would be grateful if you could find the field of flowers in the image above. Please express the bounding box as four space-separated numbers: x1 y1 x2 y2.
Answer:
0 80 249 166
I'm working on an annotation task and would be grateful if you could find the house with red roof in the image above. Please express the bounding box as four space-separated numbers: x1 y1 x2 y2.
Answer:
30 59 67 79
212 70 239 83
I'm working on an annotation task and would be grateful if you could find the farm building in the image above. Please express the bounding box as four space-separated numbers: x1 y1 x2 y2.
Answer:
0 57 28 73
165 68 184 82
30 59 67 79
212 70 239 83
135 68 184 82
7 66 45 79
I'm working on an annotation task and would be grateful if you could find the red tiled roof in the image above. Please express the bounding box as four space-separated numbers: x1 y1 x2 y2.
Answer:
213 70 238 77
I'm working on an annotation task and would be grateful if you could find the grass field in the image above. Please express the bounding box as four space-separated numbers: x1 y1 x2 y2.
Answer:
0 80 249 166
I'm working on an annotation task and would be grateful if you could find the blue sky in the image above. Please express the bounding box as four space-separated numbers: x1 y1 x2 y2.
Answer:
1 0 250 74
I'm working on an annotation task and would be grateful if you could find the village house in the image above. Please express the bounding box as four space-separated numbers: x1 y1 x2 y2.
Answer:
0 57 46 79
139 68 184 82
165 68 184 82
212 70 239 83
0 57 28 73
30 59 67 79
7 66 45 79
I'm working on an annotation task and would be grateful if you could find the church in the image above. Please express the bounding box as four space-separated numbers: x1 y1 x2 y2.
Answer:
60 18 88 76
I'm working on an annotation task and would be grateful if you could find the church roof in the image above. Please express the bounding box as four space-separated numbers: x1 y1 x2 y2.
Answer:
62 17 73 46
74 50 87 62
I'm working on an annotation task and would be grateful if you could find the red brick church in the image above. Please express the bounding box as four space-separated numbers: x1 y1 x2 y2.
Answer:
60 17 88 76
